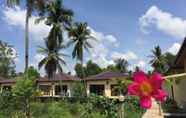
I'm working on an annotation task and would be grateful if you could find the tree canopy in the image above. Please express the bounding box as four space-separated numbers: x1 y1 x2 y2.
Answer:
75 60 102 78
0 40 16 78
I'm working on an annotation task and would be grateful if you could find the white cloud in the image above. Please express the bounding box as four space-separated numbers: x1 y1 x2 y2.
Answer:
111 51 138 61
86 27 119 68
29 53 46 76
167 43 181 55
104 35 120 47
30 54 45 69
137 60 146 68
34 54 45 63
3 7 50 41
140 6 186 38
128 60 146 71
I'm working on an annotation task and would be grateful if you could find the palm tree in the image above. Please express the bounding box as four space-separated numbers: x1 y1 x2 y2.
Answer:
36 0 74 45
115 58 128 73
68 22 95 78
38 39 67 79
6 0 48 72
149 46 167 73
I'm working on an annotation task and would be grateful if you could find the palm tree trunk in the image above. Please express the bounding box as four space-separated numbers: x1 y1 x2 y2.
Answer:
25 10 29 73
81 57 87 97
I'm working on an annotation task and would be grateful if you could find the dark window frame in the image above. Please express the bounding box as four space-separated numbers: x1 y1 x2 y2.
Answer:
89 84 105 96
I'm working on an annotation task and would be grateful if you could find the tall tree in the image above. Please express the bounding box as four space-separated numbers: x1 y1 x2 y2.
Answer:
164 52 176 71
6 0 48 72
86 60 102 76
74 60 102 78
37 0 74 45
104 64 118 72
149 46 167 73
0 40 16 78
68 22 95 78
36 0 73 79
115 58 128 73
38 39 67 79
26 66 40 79
74 63 85 78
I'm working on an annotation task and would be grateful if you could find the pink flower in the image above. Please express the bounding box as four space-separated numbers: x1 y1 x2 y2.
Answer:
128 71 167 109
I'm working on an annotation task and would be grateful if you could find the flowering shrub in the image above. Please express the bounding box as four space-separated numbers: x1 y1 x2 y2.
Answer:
128 71 167 109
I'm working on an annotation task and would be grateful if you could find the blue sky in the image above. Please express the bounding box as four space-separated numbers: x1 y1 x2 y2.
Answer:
0 0 185 75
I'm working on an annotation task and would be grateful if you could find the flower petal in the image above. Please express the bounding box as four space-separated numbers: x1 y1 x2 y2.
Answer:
150 73 164 89
153 89 167 102
140 96 152 109
133 71 147 83
128 83 140 96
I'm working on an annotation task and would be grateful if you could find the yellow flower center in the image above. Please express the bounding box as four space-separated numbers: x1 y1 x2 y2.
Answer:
140 81 153 96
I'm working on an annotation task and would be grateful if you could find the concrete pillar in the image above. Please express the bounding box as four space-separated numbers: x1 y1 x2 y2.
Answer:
52 84 55 96
67 84 71 97
49 84 55 97
105 82 111 97
87 84 90 96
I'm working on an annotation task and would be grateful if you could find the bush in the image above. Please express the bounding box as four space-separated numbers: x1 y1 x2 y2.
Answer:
31 102 72 118
87 94 119 118
12 78 36 118
161 98 186 113
124 96 146 118
0 90 15 117
71 82 87 99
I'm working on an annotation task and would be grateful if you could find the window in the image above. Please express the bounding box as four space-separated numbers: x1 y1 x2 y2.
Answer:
2 86 12 91
89 85 105 96
55 85 68 96
39 85 51 96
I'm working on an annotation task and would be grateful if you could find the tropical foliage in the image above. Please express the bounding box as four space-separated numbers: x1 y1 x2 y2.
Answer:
68 22 95 80
6 0 49 71
39 0 73 45
38 39 67 79
75 60 102 78
0 40 16 78
26 66 40 79
149 46 167 73
115 58 129 72
12 78 36 118
164 52 176 72
37 0 74 79
0 0 175 118
68 22 94 62
71 81 87 99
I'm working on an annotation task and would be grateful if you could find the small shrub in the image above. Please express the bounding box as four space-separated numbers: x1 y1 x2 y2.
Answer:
71 82 87 99
87 94 119 118
31 102 72 118
161 98 185 113
124 96 146 118
0 90 16 117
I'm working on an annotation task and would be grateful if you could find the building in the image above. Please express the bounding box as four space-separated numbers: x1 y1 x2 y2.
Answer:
0 73 80 97
85 71 128 98
0 71 129 99
169 38 186 108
